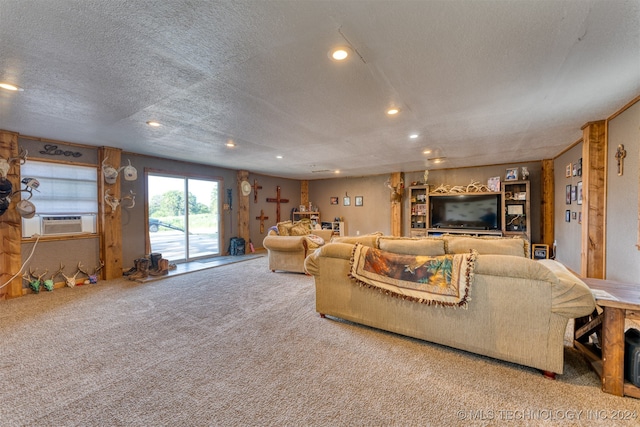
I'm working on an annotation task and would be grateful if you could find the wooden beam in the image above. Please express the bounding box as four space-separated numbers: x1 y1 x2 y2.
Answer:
300 180 309 208
581 121 606 278
0 130 23 299
237 170 250 243
540 159 554 248
99 147 123 280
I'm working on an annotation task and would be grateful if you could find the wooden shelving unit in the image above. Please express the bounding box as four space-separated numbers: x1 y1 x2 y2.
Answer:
502 180 530 241
292 211 320 228
407 185 429 237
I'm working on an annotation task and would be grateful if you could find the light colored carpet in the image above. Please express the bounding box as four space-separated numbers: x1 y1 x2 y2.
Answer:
0 256 638 426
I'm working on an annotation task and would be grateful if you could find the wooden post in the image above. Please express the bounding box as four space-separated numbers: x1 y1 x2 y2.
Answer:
601 307 625 395
390 172 403 236
237 170 250 244
581 121 606 278
301 180 309 208
0 130 23 299
99 147 123 280
541 159 554 248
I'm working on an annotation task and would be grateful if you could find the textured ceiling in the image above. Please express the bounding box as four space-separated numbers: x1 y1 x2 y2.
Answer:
1 0 639 179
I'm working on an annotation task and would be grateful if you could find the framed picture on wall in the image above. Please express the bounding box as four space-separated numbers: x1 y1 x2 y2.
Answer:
571 185 577 201
566 185 572 204
566 163 572 178
355 196 363 206
565 210 571 222
577 181 583 205
343 196 351 206
330 197 338 205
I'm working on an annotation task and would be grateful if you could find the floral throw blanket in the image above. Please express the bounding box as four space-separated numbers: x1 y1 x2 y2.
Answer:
349 244 477 308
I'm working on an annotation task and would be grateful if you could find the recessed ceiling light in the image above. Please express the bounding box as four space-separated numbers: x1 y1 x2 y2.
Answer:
276 155 283 159
409 134 419 139
429 157 446 164
0 83 23 91
334 170 341 174
328 46 350 61
386 108 399 116
423 149 432 155
146 121 161 127
226 140 235 148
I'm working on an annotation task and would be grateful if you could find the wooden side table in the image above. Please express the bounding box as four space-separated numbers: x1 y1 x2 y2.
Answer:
574 278 640 398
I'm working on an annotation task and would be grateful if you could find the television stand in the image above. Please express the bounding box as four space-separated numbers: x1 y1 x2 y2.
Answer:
426 228 503 237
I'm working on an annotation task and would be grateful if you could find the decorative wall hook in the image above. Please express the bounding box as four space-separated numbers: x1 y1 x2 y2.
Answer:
0 147 27 179
102 156 125 184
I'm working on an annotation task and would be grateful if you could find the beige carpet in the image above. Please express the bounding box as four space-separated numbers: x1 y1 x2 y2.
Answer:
1 256 638 426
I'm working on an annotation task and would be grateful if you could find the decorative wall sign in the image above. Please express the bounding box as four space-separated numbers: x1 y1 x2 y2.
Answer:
39 143 82 158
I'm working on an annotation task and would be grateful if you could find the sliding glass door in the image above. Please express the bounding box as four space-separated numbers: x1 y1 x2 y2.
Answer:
147 173 220 262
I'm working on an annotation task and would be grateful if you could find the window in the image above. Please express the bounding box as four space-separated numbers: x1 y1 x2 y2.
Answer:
20 160 98 237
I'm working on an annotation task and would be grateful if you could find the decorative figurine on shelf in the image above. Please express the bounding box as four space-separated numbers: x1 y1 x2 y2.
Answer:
423 170 429 184
521 167 529 180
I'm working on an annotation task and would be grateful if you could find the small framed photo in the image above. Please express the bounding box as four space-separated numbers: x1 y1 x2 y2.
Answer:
579 212 582 224
566 184 572 205
330 197 338 205
565 210 571 222
577 181 583 205
507 205 524 215
577 158 582 176
572 211 577 220
573 162 578 176
487 176 501 192
571 185 577 202
566 163 572 178
355 196 363 207
532 244 549 260
505 168 518 181
343 196 351 206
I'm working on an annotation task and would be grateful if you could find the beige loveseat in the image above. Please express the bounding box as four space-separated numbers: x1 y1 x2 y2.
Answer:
304 235 595 375
262 220 334 273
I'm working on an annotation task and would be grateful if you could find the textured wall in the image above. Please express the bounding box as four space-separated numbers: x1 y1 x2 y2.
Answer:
605 100 640 282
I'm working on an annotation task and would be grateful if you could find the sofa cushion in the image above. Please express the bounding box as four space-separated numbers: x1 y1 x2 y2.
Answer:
330 233 383 247
444 235 528 257
290 221 310 236
277 221 294 236
304 234 325 249
377 236 445 256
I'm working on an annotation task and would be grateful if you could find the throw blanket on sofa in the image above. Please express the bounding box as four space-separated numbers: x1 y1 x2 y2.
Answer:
349 243 477 308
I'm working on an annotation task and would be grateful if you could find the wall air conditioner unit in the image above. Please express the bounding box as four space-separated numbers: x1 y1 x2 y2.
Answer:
22 214 97 237
43 216 83 235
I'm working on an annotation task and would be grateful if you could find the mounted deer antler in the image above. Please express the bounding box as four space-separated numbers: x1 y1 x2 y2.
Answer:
384 177 405 204
24 267 47 293
42 264 64 292
88 260 104 284
61 262 83 287
105 189 136 211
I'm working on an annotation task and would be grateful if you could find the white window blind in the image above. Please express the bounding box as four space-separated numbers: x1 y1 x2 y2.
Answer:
20 161 98 214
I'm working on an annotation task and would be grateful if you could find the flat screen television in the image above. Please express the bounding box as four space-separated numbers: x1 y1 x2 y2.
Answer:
429 194 501 230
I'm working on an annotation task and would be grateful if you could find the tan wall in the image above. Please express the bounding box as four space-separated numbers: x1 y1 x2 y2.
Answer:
308 174 391 236
605 99 640 282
